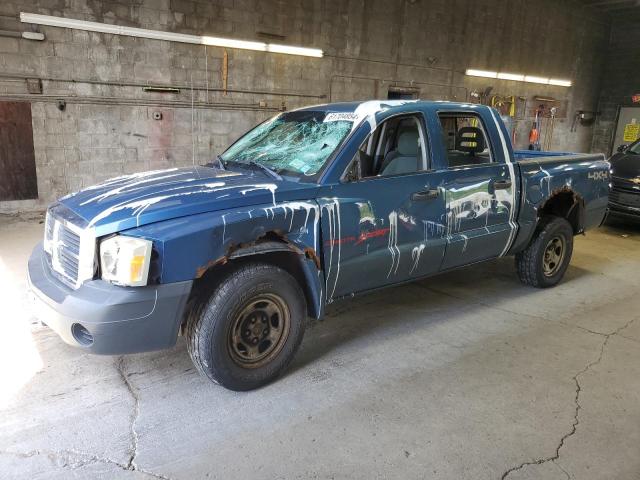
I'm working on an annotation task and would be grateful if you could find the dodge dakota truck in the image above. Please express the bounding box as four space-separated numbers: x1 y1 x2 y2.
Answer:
28 100 610 390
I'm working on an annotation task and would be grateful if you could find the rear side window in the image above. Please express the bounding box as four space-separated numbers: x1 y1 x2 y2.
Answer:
437 112 493 168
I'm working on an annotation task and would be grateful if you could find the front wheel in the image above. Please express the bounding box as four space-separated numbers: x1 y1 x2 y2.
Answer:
186 262 306 391
515 216 574 288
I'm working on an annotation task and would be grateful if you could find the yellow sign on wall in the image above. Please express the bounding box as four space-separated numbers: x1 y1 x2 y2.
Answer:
623 123 640 142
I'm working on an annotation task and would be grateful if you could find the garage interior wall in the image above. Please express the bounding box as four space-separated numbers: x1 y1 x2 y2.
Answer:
0 0 611 211
591 20 640 156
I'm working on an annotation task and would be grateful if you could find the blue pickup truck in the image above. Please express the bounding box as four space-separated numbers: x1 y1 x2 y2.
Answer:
28 100 610 390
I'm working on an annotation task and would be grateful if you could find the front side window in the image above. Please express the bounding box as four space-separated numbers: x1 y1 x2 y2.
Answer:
221 110 356 178
345 114 429 180
438 113 493 168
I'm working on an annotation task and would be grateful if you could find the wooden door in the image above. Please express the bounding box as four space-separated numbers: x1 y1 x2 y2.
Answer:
0 102 38 201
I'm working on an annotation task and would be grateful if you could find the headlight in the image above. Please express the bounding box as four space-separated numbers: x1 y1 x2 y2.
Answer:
100 236 152 287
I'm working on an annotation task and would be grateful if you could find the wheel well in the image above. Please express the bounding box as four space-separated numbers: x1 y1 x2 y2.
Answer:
538 189 584 234
188 249 319 324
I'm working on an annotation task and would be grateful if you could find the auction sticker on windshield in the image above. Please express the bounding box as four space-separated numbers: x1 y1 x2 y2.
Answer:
324 112 359 122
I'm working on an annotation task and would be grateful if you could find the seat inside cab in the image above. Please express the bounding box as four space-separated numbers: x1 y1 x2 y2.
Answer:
439 114 493 167
351 116 426 178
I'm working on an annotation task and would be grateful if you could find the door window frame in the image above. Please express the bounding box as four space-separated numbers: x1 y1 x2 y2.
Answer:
341 111 432 182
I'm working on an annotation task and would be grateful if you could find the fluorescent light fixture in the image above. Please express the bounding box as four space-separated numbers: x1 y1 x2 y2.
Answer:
20 12 323 58
465 69 497 78
549 78 572 87
466 68 572 87
524 75 550 84
266 44 323 57
0 29 44 40
497 72 525 81
201 36 265 51
142 86 180 93
22 31 44 40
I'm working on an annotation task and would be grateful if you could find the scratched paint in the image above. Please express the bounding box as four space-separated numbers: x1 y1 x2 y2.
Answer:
215 183 278 206
351 100 420 132
410 243 425 274
79 172 191 205
59 168 183 201
322 199 342 299
261 201 319 240
87 182 228 227
443 176 515 242
488 108 518 256
387 211 400 277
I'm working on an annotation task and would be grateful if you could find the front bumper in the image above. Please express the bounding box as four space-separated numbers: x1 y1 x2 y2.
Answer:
28 243 192 355
608 201 640 220
609 180 640 220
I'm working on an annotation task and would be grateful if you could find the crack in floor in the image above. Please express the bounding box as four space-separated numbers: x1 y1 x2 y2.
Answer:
418 283 640 479
421 283 640 341
115 356 173 480
2 359 173 480
500 315 638 479
0 447 129 469
0 448 170 479
116 356 140 471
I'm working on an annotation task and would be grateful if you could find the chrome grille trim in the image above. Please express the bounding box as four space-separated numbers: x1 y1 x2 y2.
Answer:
610 184 640 208
44 207 96 289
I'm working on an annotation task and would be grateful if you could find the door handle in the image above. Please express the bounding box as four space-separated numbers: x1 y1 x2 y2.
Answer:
411 189 440 201
493 179 512 190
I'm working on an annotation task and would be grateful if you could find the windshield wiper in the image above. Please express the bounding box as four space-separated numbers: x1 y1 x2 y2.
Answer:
248 161 282 181
202 155 227 170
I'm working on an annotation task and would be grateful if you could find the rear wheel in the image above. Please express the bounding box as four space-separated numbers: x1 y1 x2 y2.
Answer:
515 216 574 288
186 262 306 391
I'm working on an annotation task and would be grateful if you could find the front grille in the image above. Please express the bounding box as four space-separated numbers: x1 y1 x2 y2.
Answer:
610 182 640 209
44 213 82 288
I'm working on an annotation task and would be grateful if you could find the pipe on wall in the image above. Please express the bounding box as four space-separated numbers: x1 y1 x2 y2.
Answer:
0 93 282 112
0 72 327 99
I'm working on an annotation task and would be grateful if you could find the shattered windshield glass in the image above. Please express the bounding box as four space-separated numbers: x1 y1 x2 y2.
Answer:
220 110 356 177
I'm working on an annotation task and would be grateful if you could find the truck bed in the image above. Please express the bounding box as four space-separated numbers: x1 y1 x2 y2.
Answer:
508 150 610 253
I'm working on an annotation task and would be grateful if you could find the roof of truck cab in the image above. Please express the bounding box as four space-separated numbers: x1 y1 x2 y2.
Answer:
293 100 485 113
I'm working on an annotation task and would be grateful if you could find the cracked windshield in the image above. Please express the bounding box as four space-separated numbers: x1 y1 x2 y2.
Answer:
220 111 356 177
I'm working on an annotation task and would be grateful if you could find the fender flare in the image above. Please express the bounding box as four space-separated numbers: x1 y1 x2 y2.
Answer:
204 239 325 320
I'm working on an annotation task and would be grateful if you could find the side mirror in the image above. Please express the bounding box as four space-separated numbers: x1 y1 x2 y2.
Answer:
342 158 360 183
617 144 628 153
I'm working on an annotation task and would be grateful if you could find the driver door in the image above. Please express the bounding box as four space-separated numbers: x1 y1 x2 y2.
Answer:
319 112 447 301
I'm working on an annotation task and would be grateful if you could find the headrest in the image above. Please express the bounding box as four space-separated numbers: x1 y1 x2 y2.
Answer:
456 127 485 154
397 131 419 156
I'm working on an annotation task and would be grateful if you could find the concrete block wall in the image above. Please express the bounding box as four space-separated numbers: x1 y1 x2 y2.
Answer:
591 21 640 156
0 0 610 211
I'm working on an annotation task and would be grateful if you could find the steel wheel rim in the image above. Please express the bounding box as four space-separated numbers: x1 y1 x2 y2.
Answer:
228 293 290 368
542 235 565 277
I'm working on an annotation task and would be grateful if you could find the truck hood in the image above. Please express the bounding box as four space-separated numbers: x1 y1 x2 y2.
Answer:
59 166 317 236
610 152 640 180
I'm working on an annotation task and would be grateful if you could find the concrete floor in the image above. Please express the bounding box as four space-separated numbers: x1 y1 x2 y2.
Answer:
0 214 639 480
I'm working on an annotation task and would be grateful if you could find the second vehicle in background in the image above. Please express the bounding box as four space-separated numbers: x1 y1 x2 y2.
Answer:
609 139 640 221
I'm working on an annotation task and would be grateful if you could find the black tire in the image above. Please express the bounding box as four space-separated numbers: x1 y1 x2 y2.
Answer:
515 216 574 288
186 262 306 391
